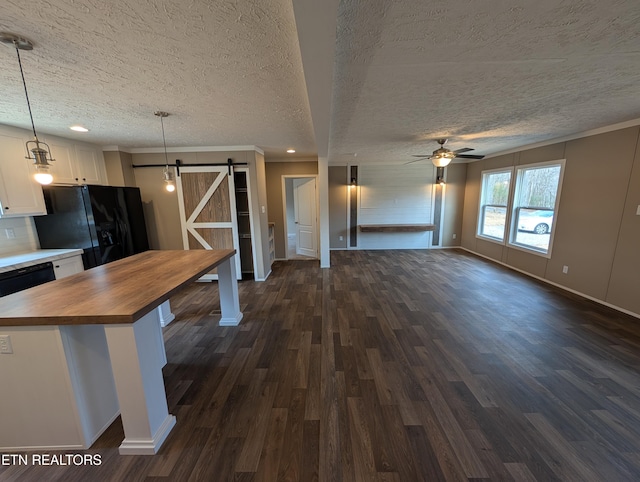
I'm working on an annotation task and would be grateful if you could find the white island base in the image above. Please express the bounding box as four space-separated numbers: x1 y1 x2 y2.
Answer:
0 324 120 451
0 250 243 455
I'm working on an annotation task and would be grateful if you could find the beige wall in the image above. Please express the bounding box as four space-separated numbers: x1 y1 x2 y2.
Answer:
607 136 640 311
461 126 640 317
329 166 348 249
103 150 135 187
441 163 467 247
265 161 318 258
131 153 184 250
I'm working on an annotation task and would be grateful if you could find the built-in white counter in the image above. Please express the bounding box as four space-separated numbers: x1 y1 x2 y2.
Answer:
0 249 83 274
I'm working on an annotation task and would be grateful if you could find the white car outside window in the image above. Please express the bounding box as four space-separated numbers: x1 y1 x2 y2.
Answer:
517 210 554 235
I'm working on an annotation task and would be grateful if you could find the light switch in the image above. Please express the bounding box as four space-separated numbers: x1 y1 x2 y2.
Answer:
636 205 640 215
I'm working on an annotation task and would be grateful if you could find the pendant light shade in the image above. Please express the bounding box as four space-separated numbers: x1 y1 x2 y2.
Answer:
31 145 54 184
155 111 175 193
1 33 56 185
163 166 175 192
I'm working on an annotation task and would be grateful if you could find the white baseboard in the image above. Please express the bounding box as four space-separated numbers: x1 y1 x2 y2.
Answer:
118 415 176 455
255 268 272 282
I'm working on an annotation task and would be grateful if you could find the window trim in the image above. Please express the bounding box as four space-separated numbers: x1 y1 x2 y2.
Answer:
507 159 566 258
476 166 514 245
476 160 565 257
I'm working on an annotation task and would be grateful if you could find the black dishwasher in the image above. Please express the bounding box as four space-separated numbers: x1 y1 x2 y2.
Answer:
0 262 56 297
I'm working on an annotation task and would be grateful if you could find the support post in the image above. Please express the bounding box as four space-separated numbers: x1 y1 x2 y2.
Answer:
103 310 176 455
217 256 243 326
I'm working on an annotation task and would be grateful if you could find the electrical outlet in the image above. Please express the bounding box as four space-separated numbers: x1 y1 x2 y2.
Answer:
562 265 569 274
339 236 343 241
452 233 457 239
0 335 13 354
4 228 15 239
637 205 640 215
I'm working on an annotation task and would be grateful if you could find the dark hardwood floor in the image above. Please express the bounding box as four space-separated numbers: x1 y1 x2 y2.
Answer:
3 249 640 481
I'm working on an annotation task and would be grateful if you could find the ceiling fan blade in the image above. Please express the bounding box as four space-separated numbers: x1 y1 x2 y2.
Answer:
455 154 485 159
404 158 429 165
453 147 474 154
412 154 433 157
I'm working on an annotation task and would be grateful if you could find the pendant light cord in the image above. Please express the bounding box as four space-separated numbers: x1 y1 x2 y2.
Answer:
13 40 38 140
160 115 169 168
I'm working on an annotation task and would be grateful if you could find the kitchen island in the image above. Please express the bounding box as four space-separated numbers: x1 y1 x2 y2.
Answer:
0 249 242 455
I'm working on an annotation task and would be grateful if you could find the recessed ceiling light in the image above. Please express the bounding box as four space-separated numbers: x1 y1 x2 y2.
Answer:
70 125 89 132
286 148 296 153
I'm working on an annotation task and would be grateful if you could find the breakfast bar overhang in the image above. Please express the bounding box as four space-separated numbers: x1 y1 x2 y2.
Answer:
0 249 242 455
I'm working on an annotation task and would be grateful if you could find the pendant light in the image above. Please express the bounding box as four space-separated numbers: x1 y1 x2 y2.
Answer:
1 33 55 185
155 111 175 193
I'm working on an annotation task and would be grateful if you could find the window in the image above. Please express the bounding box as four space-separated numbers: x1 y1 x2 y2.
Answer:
509 162 564 255
477 160 565 256
477 168 512 242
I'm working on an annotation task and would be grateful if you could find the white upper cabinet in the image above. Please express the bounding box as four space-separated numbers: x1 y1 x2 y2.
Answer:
47 138 106 185
0 133 46 217
75 146 104 185
47 141 76 184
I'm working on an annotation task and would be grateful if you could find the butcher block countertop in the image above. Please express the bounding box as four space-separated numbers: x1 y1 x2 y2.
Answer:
0 249 235 327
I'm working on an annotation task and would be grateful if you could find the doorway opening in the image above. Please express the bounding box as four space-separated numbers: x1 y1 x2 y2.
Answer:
282 176 318 259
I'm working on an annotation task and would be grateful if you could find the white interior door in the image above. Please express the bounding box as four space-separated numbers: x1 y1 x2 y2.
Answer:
176 166 241 280
293 178 317 258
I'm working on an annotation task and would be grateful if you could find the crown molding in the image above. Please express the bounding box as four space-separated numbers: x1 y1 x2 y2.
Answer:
486 117 640 159
102 145 264 155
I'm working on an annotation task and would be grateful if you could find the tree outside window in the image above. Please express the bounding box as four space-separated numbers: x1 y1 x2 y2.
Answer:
477 169 512 241
510 163 563 254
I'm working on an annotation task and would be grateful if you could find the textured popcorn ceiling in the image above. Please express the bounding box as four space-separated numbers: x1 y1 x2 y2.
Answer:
0 0 316 156
326 0 640 163
1 0 639 162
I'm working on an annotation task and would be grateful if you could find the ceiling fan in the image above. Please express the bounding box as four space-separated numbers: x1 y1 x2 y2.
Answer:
408 139 484 167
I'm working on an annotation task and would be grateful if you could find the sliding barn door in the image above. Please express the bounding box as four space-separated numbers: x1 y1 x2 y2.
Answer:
176 166 241 280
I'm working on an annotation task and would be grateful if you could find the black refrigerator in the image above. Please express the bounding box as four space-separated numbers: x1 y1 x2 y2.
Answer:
34 185 149 270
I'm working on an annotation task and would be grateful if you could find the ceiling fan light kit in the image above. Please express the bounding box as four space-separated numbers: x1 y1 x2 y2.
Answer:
431 155 453 167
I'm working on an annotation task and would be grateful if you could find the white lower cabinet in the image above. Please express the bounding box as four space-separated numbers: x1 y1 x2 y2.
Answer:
53 255 85 279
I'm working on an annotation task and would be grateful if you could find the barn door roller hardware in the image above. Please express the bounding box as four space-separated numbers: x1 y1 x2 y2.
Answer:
132 158 247 176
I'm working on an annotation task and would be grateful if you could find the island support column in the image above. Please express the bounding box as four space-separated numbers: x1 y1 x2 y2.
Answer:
103 309 176 455
217 256 243 326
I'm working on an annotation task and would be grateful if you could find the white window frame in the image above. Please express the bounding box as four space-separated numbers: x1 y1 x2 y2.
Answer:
507 159 565 258
476 166 514 245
